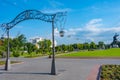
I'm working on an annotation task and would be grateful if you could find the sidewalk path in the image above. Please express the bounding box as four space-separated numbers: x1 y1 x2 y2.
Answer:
0 57 120 80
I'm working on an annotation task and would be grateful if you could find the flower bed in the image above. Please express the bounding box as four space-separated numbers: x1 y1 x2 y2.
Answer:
100 64 120 80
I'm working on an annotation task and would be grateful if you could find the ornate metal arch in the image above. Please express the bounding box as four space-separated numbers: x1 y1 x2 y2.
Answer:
0 10 67 74
1 9 66 30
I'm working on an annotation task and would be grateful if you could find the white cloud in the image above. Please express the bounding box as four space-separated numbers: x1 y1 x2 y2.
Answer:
49 18 120 44
54 28 60 37
102 27 120 32
85 18 103 34
65 18 120 43
87 18 102 25
54 28 59 34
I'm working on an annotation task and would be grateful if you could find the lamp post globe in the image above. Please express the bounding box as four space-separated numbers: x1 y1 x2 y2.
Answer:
59 30 64 37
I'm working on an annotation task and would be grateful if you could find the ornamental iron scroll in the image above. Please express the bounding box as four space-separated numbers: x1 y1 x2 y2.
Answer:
1 10 67 30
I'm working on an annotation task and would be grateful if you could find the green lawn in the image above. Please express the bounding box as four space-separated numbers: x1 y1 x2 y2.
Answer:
0 61 22 66
57 48 120 58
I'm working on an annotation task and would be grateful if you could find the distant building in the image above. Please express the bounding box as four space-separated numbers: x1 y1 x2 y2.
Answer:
30 37 43 49
30 37 43 44
30 37 57 48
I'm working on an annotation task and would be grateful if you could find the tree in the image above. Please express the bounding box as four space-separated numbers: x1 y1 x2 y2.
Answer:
98 41 105 49
90 42 96 49
44 39 52 54
38 39 52 54
10 34 26 57
67 45 74 52
77 43 83 50
61 44 67 52
0 46 5 58
55 46 62 53
25 42 36 54
83 42 90 50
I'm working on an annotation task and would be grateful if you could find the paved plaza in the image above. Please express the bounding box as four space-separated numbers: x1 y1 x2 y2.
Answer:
0 57 120 80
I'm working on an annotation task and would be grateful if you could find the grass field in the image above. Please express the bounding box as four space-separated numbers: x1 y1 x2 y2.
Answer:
0 61 22 66
57 48 120 58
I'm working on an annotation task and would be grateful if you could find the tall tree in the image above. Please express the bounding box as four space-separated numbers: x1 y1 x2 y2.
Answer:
83 42 90 50
61 44 67 52
77 43 83 50
68 45 74 52
90 42 96 49
38 39 52 54
25 42 36 54
98 41 105 49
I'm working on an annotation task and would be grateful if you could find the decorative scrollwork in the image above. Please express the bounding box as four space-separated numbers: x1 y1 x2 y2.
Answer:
1 10 67 30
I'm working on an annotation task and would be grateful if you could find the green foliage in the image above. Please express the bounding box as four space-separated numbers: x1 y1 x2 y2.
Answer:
12 52 20 57
38 39 51 54
25 42 36 54
67 45 74 52
0 46 5 58
55 46 62 53
83 42 90 49
61 44 67 52
24 52 42 58
90 42 97 49
10 34 26 48
100 65 120 80
0 33 118 58
77 43 83 50
11 46 20 57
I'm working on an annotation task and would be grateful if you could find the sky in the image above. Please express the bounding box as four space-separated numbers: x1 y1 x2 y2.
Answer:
0 0 120 45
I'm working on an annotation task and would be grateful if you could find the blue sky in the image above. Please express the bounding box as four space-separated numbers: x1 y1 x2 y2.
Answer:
0 0 120 45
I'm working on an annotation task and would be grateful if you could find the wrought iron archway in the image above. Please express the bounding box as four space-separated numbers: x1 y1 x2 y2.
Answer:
1 10 67 75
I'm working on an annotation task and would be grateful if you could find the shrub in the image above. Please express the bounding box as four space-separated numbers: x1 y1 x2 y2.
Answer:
100 65 120 80
12 52 20 57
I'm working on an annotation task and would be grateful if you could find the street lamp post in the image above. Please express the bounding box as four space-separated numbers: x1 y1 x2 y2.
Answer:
51 20 56 75
5 28 11 70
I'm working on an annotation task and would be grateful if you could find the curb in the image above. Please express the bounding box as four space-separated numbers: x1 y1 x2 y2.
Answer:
86 64 100 80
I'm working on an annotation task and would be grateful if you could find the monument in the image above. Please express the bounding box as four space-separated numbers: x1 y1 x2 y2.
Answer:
111 33 120 48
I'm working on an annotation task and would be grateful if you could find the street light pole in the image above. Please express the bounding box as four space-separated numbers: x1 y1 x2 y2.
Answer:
5 28 11 70
51 20 56 75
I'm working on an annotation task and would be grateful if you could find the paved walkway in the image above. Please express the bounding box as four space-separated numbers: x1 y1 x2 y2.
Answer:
0 57 120 80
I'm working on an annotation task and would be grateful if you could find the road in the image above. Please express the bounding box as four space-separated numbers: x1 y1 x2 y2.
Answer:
0 57 120 80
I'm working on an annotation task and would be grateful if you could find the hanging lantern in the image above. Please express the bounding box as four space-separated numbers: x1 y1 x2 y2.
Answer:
0 35 4 40
59 30 64 37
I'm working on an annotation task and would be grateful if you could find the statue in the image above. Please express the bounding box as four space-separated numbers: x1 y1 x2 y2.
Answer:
113 33 119 44
111 33 119 48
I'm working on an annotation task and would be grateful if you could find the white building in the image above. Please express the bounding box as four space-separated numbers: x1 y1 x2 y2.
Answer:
30 37 57 48
30 37 43 44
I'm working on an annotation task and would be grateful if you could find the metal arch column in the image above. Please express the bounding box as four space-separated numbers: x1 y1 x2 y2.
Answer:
51 19 56 75
5 27 11 70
